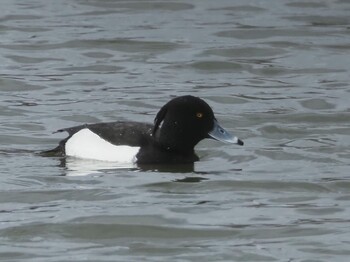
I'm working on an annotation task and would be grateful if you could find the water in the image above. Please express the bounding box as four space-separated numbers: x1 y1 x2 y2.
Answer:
1 0 349 261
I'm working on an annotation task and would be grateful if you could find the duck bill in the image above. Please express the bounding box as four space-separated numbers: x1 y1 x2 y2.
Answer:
208 119 244 145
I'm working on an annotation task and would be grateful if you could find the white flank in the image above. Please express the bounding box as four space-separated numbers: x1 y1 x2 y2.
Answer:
65 128 140 162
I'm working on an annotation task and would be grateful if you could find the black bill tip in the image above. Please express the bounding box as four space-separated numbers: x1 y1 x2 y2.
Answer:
237 139 244 146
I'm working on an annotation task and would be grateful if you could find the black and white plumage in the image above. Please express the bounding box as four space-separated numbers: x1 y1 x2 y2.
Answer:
44 96 243 164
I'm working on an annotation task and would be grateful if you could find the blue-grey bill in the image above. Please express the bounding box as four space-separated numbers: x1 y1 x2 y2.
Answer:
208 120 244 145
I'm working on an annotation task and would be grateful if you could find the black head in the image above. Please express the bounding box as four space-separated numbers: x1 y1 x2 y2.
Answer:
152 95 243 153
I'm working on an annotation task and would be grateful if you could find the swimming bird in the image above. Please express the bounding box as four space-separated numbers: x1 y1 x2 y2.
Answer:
44 95 243 164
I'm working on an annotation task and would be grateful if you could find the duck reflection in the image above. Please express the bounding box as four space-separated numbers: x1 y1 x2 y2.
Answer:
57 157 196 176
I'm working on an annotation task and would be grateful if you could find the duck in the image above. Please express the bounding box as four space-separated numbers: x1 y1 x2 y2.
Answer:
44 95 243 164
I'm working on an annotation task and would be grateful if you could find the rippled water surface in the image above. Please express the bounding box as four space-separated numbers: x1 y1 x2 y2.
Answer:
1 0 350 261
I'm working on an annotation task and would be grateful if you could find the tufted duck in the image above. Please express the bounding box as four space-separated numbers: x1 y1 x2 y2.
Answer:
44 95 243 164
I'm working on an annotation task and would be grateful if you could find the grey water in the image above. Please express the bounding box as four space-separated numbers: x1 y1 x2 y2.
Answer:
1 0 350 261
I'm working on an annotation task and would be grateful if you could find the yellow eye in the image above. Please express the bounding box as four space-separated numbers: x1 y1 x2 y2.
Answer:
196 112 203 118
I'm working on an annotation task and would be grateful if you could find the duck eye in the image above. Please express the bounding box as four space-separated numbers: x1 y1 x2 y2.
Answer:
196 112 203 118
